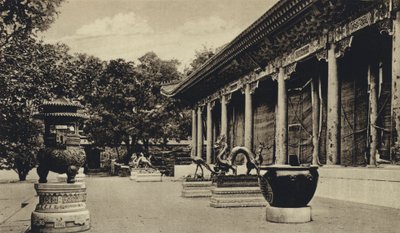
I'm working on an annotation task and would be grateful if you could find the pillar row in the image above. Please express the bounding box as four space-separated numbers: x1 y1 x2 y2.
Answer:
221 95 228 139
244 83 253 150
392 11 400 157
197 106 203 159
206 102 213 164
191 109 197 159
326 43 340 165
276 67 288 165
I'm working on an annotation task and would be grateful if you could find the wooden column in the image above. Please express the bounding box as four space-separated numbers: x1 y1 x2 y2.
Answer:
221 95 228 138
197 106 203 159
369 63 379 166
206 102 213 164
276 67 288 164
327 43 340 165
392 11 400 156
191 109 197 159
244 83 253 150
311 76 320 165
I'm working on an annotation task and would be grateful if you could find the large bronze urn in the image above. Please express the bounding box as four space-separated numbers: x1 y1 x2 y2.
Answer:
35 97 87 183
259 165 319 207
32 97 90 233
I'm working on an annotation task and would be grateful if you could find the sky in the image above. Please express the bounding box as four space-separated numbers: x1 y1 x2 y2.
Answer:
41 0 278 69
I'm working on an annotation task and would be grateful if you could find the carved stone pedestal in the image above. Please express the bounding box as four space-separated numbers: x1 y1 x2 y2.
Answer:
210 175 266 208
129 168 141 181
266 206 312 223
31 183 90 233
130 168 162 182
181 180 213 198
210 187 266 208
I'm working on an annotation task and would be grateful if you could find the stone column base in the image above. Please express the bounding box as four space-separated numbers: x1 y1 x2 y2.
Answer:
31 182 90 233
266 206 311 223
31 210 90 233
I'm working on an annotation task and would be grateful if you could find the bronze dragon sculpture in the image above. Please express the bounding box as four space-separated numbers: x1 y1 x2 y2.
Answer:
214 135 237 175
214 135 266 176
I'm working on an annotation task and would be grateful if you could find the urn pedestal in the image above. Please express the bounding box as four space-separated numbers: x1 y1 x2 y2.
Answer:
210 175 267 208
31 183 90 233
259 165 319 223
181 179 213 198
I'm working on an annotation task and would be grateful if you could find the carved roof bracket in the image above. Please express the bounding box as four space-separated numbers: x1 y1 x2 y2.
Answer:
284 63 297 80
377 18 393 35
223 92 232 105
335 36 353 58
315 49 328 62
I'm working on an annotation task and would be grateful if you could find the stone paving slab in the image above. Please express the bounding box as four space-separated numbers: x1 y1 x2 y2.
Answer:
86 177 400 233
2 176 400 233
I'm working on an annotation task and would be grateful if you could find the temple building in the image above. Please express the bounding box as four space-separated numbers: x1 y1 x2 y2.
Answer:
162 0 400 208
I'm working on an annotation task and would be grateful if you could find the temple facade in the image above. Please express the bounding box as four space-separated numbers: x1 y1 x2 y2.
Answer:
163 0 400 171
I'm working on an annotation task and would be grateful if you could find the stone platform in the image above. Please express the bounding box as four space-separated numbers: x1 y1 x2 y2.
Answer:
210 175 267 208
181 181 213 198
130 168 162 182
210 186 267 208
31 182 90 233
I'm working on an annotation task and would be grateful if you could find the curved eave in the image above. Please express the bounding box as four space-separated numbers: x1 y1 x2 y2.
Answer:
35 112 89 119
164 0 315 98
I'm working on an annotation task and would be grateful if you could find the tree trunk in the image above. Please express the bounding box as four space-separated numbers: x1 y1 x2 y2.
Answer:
17 169 28 181
115 147 120 160
143 139 149 154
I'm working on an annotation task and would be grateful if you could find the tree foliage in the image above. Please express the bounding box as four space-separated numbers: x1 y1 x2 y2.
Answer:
84 53 190 163
0 0 63 49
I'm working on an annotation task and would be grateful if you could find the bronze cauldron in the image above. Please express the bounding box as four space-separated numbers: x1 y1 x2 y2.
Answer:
259 165 319 207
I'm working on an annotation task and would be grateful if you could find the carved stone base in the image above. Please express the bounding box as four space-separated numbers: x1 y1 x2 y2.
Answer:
181 181 213 198
130 168 162 182
31 210 90 233
31 182 90 233
210 187 267 208
266 206 312 223
136 172 162 182
129 168 141 181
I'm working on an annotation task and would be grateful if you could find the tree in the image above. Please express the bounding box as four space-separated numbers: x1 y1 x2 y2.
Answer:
184 45 215 76
0 39 72 180
83 53 190 164
0 0 64 50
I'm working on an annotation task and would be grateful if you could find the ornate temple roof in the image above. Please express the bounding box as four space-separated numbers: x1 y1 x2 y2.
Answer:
35 97 88 119
42 97 84 108
161 0 384 102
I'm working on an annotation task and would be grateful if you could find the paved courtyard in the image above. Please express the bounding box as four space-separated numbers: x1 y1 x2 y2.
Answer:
1 172 400 233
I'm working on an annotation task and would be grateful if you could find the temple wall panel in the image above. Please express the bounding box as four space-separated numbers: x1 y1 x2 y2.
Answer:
212 101 221 163
319 74 328 165
287 78 313 164
339 53 369 166
228 92 245 150
253 81 276 165
377 59 392 161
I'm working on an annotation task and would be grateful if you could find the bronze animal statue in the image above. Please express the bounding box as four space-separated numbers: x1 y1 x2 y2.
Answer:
244 143 266 175
228 146 261 176
214 135 237 175
137 153 154 168
191 157 217 179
